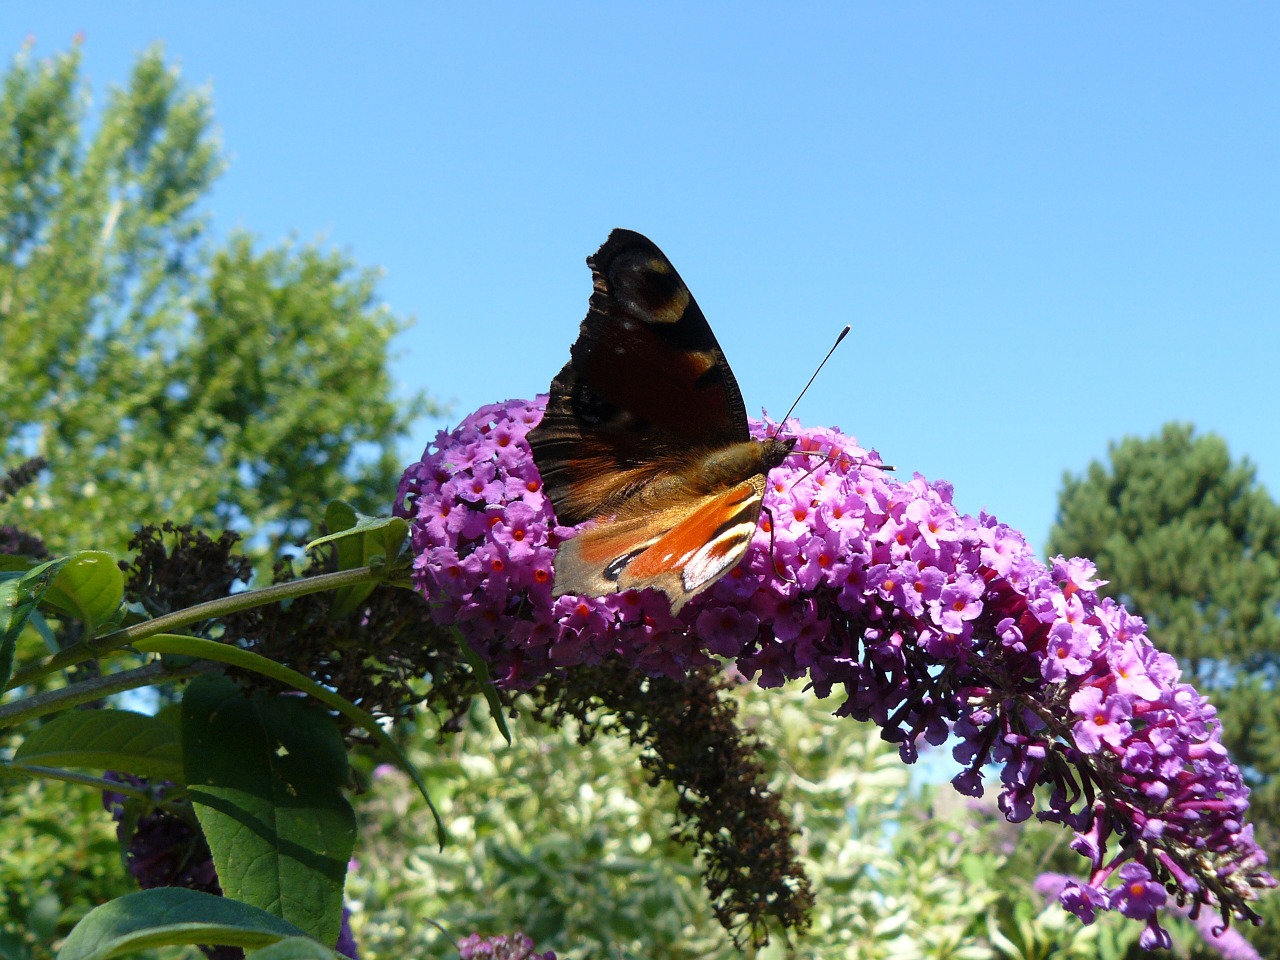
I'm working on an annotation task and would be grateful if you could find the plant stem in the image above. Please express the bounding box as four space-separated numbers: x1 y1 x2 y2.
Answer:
11 765 152 801
0 659 217 728
5 565 381 692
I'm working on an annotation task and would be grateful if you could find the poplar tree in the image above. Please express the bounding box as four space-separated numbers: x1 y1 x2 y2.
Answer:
0 43 429 556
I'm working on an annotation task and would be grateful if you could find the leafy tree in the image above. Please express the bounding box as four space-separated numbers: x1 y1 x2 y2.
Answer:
0 42 432 557
1048 421 1280 955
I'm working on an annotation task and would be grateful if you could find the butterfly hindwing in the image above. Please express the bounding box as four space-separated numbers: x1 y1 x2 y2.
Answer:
552 477 766 613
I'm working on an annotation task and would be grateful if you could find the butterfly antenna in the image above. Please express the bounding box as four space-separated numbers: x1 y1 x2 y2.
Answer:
770 325 851 439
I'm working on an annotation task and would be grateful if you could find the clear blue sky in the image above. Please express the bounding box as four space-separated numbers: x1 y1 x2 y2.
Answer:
5 4 1277 553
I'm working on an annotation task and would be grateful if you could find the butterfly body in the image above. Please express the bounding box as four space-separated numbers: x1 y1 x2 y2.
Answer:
528 229 795 613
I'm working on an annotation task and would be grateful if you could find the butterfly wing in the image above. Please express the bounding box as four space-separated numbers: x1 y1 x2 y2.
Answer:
552 476 767 613
528 229 751 526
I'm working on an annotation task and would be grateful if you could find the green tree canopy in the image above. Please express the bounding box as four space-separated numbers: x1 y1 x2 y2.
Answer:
0 42 432 556
1048 422 1280 676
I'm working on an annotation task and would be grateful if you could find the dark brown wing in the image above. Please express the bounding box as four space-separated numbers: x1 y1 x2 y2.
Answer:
528 229 750 526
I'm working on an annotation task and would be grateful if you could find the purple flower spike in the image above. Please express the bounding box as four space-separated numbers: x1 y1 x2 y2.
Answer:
399 399 1275 937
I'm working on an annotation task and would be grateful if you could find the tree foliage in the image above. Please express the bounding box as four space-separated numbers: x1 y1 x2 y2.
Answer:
1048 423 1280 675
0 42 431 556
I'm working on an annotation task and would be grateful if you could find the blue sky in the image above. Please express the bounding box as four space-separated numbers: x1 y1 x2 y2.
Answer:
4 4 1277 553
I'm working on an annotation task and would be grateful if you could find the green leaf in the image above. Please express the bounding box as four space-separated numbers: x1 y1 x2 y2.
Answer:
0 556 39 574
308 501 409 616
39 551 125 637
56 888 312 960
134 633 445 843
182 675 356 946
451 627 512 745
12 709 183 783
247 936 346 959
1 557 69 691
309 501 409 557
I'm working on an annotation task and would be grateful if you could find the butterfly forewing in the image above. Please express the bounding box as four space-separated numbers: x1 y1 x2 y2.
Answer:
572 229 750 444
528 230 753 525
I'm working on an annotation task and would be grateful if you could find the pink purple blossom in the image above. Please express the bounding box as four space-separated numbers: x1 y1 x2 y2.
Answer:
398 397 1274 941
456 931 556 960
1038 872 1263 957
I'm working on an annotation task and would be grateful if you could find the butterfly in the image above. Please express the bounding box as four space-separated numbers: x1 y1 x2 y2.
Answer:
527 229 796 614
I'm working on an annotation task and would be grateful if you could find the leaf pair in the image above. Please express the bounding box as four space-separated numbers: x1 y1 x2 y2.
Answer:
55 676 360 959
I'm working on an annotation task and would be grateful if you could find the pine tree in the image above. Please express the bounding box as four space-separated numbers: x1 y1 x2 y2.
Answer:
1048 423 1280 674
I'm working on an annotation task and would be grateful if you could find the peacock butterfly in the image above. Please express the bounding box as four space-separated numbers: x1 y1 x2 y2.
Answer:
527 229 795 613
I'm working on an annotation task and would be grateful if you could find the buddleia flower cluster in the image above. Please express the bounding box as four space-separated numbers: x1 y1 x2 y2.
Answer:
397 398 1274 946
